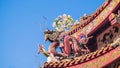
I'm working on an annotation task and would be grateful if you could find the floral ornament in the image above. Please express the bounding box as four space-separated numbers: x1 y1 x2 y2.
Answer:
52 14 74 31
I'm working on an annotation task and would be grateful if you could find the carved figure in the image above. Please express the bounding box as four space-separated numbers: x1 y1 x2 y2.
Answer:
43 29 90 58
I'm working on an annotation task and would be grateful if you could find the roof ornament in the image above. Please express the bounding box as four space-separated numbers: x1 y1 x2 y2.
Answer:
52 14 74 31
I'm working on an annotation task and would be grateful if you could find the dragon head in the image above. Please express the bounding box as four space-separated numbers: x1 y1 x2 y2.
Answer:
44 29 60 42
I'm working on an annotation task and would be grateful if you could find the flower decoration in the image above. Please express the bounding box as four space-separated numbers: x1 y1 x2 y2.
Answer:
52 14 74 31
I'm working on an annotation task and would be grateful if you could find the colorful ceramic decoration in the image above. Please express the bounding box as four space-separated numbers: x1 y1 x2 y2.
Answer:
52 14 74 31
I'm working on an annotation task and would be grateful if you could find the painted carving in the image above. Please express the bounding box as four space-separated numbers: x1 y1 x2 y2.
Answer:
38 28 91 62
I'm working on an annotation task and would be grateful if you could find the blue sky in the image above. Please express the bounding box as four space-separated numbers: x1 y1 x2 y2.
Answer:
0 0 105 68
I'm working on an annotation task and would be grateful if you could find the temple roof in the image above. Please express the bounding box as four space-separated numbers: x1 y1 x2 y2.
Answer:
43 43 120 68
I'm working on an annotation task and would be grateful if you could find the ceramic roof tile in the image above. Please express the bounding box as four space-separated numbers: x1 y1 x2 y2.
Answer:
63 61 70 67
86 53 93 60
69 59 76 66
103 46 109 52
43 42 119 68
91 50 99 58
53 62 59 67
58 61 64 68
74 59 81 64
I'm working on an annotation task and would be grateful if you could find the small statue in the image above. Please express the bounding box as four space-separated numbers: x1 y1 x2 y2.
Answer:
38 44 59 62
77 33 92 53
38 45 50 57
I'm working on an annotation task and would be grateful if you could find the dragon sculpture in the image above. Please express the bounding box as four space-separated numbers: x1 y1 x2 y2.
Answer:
37 0 120 68
38 28 90 62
